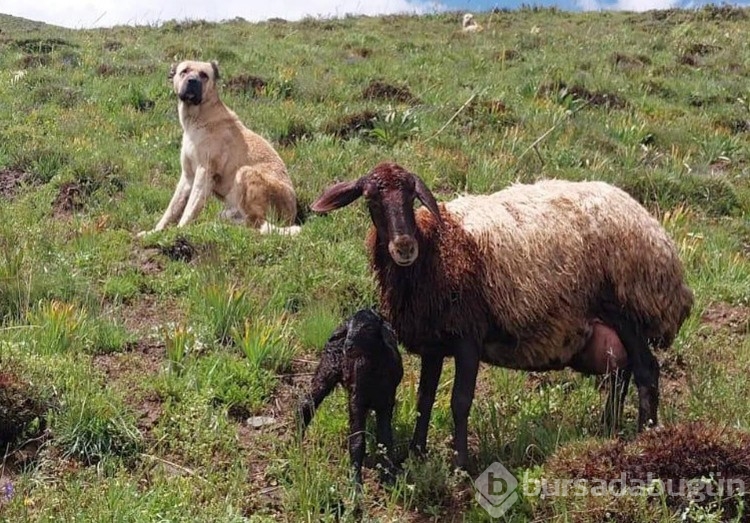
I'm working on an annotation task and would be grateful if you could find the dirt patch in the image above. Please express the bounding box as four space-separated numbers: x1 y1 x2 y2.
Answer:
686 42 721 56
322 110 378 140
362 80 419 104
13 37 75 54
678 53 699 67
539 80 627 109
103 40 122 52
0 168 39 200
224 74 267 97
495 48 521 61
157 235 197 263
611 52 651 70
0 371 47 445
700 301 750 335
276 122 314 147
114 295 183 337
547 422 750 518
52 181 85 215
93 339 166 436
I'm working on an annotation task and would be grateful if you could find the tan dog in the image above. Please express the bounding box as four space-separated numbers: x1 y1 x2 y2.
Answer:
138 60 300 237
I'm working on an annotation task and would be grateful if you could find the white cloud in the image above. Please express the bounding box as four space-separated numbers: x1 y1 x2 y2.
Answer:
577 0 676 11
1 0 443 29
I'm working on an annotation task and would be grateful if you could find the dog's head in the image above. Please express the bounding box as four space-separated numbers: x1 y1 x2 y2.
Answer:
168 60 220 106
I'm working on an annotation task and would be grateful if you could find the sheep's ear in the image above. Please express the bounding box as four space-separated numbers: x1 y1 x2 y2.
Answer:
413 174 442 223
311 178 364 214
210 60 220 80
168 63 177 81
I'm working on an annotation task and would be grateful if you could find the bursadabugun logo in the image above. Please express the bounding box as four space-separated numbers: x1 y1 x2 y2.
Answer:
474 461 520 518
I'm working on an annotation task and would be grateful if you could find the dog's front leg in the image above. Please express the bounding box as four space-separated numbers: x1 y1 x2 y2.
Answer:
138 172 191 237
155 172 192 230
177 166 211 227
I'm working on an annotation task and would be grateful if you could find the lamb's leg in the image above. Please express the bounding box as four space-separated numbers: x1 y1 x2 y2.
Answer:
297 360 340 437
601 367 632 436
620 329 659 430
375 402 397 483
409 353 444 457
451 339 480 470
348 396 368 486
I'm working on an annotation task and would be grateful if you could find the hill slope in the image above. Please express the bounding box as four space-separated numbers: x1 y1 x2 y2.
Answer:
0 6 748 522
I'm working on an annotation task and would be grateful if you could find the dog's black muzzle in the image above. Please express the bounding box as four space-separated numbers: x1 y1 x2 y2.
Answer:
179 78 203 105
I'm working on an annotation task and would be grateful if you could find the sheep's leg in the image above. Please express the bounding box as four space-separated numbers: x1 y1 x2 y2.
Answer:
348 396 368 486
620 330 659 430
451 339 480 471
410 353 444 457
601 367 632 436
297 361 340 437
375 403 398 483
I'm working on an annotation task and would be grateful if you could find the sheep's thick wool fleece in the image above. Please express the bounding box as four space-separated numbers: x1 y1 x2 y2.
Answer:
372 179 693 369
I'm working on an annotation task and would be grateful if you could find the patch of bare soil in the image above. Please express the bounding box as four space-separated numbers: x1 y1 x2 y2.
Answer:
700 301 750 335
611 52 651 70
157 235 197 263
238 357 319 515
224 74 267 97
0 168 39 200
321 110 378 140
52 181 85 216
0 372 47 446
495 48 521 62
362 80 419 104
547 422 750 519
277 122 314 147
92 340 166 435
113 294 184 336
539 81 628 109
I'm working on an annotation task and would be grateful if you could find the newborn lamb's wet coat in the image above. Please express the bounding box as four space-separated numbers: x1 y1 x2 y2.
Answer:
298 308 403 484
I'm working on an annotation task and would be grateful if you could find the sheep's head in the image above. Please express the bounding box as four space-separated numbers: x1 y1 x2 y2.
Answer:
311 162 441 267
462 13 475 27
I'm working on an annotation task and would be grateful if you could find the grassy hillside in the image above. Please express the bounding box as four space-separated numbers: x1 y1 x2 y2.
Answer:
0 5 749 522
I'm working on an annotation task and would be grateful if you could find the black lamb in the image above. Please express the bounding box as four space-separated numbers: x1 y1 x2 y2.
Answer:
297 308 404 485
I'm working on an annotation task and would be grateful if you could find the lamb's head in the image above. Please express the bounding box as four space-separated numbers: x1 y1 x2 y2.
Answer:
311 162 441 267
344 309 398 355
462 13 475 28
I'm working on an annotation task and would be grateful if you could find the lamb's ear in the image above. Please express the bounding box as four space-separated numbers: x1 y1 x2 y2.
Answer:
413 174 442 223
311 178 364 214
168 63 177 81
210 60 220 80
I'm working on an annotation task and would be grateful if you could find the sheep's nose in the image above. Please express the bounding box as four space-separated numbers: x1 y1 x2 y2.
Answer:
388 235 418 266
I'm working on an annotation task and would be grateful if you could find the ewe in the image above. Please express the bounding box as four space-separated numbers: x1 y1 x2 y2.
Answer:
311 161 693 469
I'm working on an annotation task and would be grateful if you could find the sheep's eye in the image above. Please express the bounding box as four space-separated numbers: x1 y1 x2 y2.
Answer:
199 71 209 80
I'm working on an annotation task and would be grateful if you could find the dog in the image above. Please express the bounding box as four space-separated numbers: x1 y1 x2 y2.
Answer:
138 60 300 237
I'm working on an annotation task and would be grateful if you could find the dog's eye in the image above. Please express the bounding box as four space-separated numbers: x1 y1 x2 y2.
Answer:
199 71 209 80
179 70 187 76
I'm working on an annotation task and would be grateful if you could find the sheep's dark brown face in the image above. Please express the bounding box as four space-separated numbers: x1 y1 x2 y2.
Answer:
310 161 442 267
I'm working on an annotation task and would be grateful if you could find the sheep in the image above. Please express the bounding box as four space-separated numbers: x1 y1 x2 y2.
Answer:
310 161 694 470
297 308 404 485
462 13 483 33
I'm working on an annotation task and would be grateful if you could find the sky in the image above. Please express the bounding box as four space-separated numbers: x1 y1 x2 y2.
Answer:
0 0 743 29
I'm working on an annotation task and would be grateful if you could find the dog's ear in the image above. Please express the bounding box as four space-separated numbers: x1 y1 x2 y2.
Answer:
168 63 177 81
210 60 220 80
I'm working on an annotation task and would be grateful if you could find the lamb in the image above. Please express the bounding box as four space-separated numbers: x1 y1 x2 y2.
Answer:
462 13 483 33
310 161 694 470
297 308 404 485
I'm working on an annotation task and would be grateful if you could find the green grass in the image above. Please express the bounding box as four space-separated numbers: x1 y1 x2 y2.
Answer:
0 6 749 522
